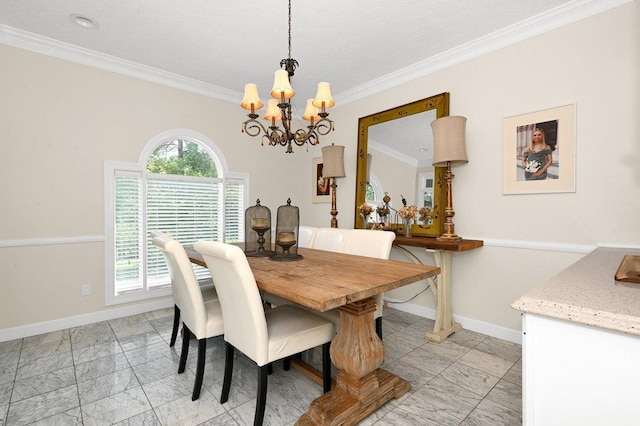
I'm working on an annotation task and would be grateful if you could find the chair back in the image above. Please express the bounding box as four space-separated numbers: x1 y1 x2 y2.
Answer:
298 226 318 248
313 228 347 252
194 241 269 364
342 229 396 260
152 234 208 338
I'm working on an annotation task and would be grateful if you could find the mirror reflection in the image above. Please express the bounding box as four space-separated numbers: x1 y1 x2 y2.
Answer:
354 93 449 236
367 110 437 210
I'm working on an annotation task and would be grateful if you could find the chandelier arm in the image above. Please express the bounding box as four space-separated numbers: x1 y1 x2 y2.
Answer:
309 118 334 137
242 119 271 138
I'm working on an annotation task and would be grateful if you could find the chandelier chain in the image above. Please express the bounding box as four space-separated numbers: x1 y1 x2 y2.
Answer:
288 0 292 60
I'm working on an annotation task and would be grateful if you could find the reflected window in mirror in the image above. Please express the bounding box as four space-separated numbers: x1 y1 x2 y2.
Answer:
365 175 385 225
418 172 434 209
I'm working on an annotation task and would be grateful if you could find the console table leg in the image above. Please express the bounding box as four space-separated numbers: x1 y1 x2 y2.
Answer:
426 249 462 343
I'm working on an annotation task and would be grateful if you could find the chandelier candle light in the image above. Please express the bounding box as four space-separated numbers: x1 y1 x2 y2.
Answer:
240 0 335 153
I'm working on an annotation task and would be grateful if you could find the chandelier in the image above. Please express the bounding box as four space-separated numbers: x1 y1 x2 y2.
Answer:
240 0 335 153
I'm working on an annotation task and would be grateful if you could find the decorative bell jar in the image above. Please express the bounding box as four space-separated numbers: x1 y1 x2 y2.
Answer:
271 198 302 261
244 199 272 257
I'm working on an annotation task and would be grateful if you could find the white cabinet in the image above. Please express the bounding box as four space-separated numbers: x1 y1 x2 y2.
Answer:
513 247 640 426
522 313 640 426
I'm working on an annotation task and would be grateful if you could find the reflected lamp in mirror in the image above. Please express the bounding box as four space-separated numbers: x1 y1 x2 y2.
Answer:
431 116 468 242
321 144 346 228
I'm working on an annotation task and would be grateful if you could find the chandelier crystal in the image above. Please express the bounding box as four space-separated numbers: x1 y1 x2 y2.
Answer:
240 0 335 153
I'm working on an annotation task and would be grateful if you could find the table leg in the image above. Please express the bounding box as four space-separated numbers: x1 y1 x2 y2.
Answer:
425 249 462 343
297 298 410 425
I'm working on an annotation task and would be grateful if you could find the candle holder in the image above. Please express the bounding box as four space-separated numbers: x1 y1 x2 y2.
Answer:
244 199 273 257
270 198 303 261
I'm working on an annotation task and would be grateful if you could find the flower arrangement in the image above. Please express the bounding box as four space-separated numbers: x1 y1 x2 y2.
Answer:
398 205 418 220
376 205 390 217
358 203 374 218
524 160 542 173
419 207 432 222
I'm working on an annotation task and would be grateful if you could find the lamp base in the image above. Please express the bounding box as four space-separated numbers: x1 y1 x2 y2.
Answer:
437 233 462 242
330 180 339 228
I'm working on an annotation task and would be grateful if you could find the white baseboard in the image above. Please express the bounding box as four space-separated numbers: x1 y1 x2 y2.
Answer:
385 298 522 345
0 299 174 342
3 295 522 344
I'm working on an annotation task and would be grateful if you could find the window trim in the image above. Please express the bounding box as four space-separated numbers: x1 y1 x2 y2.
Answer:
104 130 249 306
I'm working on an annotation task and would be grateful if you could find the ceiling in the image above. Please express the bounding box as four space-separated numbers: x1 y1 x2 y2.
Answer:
0 1 616 161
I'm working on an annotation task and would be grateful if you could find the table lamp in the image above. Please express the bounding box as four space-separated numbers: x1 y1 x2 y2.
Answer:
321 144 346 228
431 116 468 241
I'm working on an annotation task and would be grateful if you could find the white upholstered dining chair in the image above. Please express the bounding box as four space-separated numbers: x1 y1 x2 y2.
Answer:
297 225 318 248
312 227 346 252
152 234 224 401
150 230 218 348
194 240 334 426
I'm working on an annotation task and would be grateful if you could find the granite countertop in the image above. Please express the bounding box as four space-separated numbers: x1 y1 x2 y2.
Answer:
512 247 640 336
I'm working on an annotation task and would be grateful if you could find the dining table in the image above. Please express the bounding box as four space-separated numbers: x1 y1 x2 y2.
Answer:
186 245 440 426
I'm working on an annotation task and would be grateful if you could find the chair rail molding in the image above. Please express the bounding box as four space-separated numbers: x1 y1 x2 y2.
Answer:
0 235 105 248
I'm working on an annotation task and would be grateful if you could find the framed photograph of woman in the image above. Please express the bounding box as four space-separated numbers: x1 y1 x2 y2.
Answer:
503 104 576 194
312 157 331 203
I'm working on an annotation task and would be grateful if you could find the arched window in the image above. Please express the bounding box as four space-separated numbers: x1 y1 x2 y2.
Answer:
365 175 385 224
105 130 248 305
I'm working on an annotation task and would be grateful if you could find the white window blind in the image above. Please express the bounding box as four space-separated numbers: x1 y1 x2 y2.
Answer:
146 174 222 285
224 178 245 243
113 171 144 295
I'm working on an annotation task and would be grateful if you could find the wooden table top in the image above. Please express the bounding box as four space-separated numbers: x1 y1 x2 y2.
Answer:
186 246 439 313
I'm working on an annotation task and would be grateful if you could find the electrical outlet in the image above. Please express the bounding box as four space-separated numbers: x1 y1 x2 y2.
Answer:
81 283 90 296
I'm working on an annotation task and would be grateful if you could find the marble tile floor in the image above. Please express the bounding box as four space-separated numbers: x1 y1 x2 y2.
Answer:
0 307 522 425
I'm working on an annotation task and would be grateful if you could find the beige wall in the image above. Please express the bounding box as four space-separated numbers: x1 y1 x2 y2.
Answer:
312 2 640 338
0 44 317 331
1 2 638 340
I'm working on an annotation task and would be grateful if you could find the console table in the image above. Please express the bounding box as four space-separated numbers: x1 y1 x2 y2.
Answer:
393 236 483 343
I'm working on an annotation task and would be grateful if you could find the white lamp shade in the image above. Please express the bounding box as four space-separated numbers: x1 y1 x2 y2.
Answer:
263 99 282 121
321 144 345 178
312 82 335 109
240 83 263 110
270 69 295 99
302 98 321 121
431 116 468 167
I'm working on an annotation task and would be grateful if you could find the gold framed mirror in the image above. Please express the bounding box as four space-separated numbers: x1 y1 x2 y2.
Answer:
354 92 449 236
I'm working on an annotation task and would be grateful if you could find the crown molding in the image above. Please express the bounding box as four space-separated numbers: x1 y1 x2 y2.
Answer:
336 0 632 104
0 24 241 103
368 139 419 168
0 0 630 106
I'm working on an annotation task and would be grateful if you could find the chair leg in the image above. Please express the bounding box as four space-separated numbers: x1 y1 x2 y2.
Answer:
321 342 331 394
221 342 234 404
170 305 180 347
267 363 273 375
283 357 291 371
255 365 269 426
192 338 206 401
178 323 191 374
375 316 383 341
